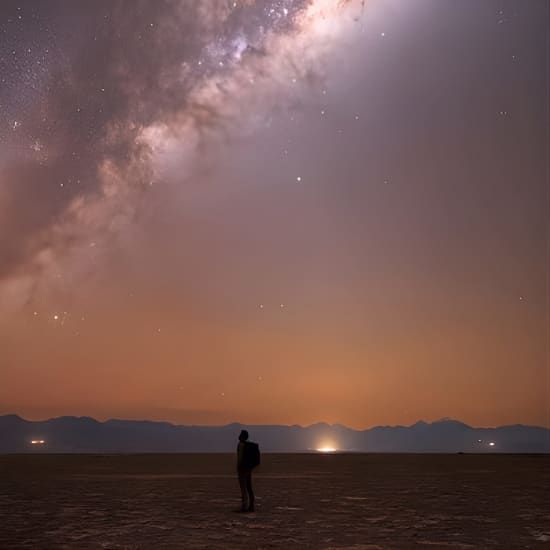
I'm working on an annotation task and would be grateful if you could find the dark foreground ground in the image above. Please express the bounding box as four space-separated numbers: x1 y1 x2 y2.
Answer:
1 453 549 549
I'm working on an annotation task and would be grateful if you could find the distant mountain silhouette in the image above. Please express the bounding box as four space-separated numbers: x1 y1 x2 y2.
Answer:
0 414 548 453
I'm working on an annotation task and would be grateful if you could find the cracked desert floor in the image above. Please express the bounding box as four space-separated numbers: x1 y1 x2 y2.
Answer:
1 453 549 548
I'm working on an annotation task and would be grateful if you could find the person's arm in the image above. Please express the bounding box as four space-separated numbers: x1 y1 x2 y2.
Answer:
237 441 244 469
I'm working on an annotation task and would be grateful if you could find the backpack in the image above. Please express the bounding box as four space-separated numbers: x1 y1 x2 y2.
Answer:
243 441 261 469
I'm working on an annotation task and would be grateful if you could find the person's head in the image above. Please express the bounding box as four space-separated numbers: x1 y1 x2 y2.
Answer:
239 430 249 442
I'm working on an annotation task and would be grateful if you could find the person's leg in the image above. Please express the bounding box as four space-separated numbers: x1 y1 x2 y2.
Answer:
238 471 249 511
246 471 255 512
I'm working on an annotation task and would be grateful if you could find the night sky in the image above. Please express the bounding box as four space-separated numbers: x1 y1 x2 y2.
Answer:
0 0 548 428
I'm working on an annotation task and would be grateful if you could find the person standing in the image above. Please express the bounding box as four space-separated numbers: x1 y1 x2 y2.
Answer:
237 429 260 512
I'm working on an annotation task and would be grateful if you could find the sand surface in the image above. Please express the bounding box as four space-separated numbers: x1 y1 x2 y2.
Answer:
1 453 549 549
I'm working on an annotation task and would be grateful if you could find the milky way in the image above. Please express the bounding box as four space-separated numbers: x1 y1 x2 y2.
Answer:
0 1 362 311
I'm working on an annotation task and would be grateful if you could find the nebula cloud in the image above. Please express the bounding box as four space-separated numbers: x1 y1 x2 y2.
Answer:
0 0 359 313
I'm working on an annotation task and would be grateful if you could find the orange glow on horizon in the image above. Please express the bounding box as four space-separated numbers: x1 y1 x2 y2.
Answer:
317 446 337 453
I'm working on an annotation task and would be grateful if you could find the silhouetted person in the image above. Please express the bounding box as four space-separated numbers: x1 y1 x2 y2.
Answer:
237 429 260 512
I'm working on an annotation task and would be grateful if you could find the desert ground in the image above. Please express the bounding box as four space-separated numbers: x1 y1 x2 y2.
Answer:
1 453 549 549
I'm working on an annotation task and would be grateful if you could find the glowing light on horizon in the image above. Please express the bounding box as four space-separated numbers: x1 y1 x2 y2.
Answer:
317 446 337 453
30 440 45 445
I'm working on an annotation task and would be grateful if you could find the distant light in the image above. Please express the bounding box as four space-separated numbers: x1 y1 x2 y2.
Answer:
30 440 45 445
317 447 337 453
489 442 496 447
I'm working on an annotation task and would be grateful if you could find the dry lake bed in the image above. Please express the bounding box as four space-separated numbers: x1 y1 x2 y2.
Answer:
1 453 549 549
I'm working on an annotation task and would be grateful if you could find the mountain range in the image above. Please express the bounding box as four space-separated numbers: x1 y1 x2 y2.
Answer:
1 414 548 453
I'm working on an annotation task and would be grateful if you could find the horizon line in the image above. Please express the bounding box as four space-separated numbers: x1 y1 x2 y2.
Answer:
2 413 549 432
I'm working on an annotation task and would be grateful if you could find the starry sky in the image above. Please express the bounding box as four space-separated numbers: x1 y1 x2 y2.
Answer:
0 0 548 429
